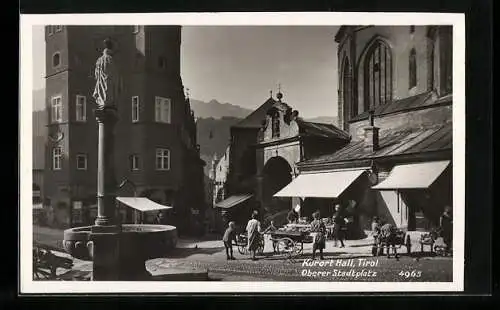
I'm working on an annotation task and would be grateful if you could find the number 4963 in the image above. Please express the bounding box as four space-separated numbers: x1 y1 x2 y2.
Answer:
399 270 422 278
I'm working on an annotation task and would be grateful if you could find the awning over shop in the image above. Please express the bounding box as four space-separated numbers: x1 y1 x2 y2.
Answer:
215 194 253 209
273 168 368 198
116 197 173 212
372 160 450 190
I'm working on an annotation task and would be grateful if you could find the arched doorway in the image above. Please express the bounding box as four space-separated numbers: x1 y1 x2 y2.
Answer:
262 156 292 217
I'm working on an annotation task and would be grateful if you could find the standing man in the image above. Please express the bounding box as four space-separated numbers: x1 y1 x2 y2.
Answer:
332 204 346 248
439 206 453 254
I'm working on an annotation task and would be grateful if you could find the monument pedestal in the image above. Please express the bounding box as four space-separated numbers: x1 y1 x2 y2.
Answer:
89 225 120 281
62 42 179 282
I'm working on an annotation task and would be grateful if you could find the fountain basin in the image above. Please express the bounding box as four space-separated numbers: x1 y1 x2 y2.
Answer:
63 224 178 280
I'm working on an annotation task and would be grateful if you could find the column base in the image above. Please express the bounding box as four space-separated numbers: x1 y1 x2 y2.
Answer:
89 226 121 281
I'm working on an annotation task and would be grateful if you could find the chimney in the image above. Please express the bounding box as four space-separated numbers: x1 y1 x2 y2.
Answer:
363 110 379 152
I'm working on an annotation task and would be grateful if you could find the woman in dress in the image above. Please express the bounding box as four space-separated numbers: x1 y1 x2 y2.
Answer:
310 211 326 260
246 211 262 261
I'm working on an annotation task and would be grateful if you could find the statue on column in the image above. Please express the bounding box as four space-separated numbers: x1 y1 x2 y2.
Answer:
93 38 121 110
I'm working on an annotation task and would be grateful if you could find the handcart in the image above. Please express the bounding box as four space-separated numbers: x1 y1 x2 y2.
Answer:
269 230 313 262
235 233 264 255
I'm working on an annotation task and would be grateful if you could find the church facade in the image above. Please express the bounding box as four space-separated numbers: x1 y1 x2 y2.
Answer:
290 25 453 233
213 92 349 228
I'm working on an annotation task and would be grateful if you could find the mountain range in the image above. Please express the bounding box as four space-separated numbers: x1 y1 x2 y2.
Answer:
189 97 338 125
32 89 338 176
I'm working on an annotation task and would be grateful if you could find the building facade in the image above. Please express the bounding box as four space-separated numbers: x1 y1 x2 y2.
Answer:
217 92 349 228
33 109 47 206
43 25 205 234
209 146 231 206
292 25 453 234
206 147 231 232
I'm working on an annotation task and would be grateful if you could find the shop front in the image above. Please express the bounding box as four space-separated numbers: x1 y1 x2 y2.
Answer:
274 167 371 239
214 194 255 232
372 160 452 231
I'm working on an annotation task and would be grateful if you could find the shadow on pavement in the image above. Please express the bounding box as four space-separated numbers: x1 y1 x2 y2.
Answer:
165 247 225 259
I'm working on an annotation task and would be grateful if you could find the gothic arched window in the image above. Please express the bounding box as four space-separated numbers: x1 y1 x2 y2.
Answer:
428 27 437 91
409 48 417 89
342 58 355 118
363 40 392 111
440 27 453 95
427 26 453 96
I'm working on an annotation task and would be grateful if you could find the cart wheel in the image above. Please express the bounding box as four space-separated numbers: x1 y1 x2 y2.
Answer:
277 238 293 255
237 243 246 255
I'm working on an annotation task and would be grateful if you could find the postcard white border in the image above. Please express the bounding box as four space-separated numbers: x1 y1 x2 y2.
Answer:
20 12 465 294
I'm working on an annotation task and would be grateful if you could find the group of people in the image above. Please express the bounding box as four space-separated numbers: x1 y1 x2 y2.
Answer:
222 210 267 261
222 206 349 261
288 205 347 247
370 206 453 254
222 205 453 261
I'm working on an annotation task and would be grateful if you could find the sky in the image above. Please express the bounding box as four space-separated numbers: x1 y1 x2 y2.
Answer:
32 26 340 118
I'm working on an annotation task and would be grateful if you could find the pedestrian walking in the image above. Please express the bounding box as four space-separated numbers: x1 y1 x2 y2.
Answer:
246 211 262 261
310 211 326 260
222 221 237 260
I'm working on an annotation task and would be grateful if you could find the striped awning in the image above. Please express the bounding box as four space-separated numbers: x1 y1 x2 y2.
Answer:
215 194 253 209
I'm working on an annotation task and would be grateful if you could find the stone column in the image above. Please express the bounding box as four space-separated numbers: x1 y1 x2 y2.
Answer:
89 107 121 281
94 107 118 226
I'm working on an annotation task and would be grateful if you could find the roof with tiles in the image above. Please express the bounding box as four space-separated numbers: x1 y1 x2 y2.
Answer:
233 96 349 141
297 119 351 141
298 121 452 167
350 91 452 122
232 97 278 129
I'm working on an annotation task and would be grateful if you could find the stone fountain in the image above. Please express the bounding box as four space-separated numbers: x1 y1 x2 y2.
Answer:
62 38 177 281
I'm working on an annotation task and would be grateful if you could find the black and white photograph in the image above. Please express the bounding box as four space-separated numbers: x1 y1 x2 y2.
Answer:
20 12 465 293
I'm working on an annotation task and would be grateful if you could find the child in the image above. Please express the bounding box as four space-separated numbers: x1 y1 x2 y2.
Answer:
222 221 237 260
371 216 382 256
310 211 326 260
